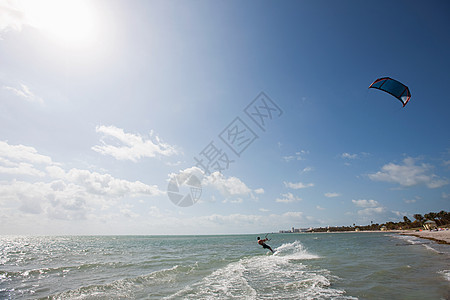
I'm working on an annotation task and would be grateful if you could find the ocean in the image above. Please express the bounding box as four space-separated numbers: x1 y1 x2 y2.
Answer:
0 233 449 299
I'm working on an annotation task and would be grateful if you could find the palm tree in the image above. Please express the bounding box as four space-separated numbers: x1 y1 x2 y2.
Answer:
413 214 424 225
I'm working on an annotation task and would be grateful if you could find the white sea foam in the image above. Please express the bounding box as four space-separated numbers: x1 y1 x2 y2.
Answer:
439 270 450 282
393 234 422 245
274 240 320 259
392 234 443 253
166 240 354 300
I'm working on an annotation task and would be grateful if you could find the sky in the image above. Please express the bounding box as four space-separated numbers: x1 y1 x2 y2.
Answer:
0 0 449 235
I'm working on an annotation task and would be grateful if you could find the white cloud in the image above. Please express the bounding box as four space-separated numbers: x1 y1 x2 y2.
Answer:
301 166 313 173
392 210 408 218
1 166 164 220
0 141 53 177
203 171 252 196
198 211 307 230
404 197 418 204
284 181 314 189
0 0 27 34
352 199 379 208
368 157 448 188
352 199 385 216
276 192 302 203
0 141 165 222
222 198 243 204
92 125 179 162
0 180 89 220
3 83 43 104
46 165 66 178
203 213 262 225
168 168 262 203
0 161 45 177
340 152 370 166
65 168 163 198
341 152 370 160
324 192 340 198
0 0 99 46
254 188 265 194
148 206 163 217
168 166 204 180
357 207 385 215
282 150 309 162
316 205 325 210
0 141 52 164
281 211 305 220
341 152 358 159
120 204 139 219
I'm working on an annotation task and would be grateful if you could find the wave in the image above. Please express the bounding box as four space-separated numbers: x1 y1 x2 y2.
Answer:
0 261 136 281
43 240 356 300
439 270 450 282
166 240 355 300
273 240 320 259
46 264 199 299
392 234 444 254
392 234 424 245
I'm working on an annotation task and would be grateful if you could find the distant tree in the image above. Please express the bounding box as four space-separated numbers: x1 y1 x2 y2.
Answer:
308 211 448 232
437 210 449 225
412 211 449 227
424 212 437 221
385 222 396 230
413 214 424 225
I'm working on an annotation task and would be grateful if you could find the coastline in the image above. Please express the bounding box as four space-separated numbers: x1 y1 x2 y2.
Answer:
398 229 450 245
294 229 450 245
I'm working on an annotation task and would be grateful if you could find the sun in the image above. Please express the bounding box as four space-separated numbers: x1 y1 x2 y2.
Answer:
22 0 98 45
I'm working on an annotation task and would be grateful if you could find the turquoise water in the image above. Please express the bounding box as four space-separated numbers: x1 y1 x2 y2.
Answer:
0 233 448 299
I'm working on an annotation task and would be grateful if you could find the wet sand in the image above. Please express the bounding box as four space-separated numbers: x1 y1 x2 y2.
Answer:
399 229 450 245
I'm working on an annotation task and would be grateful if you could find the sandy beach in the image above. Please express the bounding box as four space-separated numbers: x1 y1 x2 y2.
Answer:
399 229 450 245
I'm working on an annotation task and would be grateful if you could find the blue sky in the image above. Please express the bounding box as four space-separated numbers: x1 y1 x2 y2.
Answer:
0 0 449 235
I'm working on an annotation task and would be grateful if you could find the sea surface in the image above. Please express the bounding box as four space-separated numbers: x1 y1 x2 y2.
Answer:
0 232 449 299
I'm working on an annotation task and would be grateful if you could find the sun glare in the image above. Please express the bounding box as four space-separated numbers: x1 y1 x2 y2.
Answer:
22 0 98 45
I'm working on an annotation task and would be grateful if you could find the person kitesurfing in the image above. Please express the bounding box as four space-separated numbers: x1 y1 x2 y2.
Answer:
257 234 274 253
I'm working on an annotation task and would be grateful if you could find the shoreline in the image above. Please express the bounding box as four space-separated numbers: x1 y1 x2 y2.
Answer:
398 229 450 245
287 229 450 245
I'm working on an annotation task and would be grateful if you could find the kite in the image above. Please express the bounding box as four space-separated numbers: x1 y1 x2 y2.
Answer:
369 77 411 107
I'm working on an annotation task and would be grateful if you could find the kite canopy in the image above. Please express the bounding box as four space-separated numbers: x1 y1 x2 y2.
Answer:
369 77 411 107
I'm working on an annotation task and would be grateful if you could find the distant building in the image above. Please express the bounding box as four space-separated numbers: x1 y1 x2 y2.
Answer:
279 227 308 233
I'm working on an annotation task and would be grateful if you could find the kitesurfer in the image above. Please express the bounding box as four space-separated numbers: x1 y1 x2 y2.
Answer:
257 236 274 253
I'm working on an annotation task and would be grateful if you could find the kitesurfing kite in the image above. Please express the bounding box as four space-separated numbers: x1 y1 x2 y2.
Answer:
369 77 411 107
